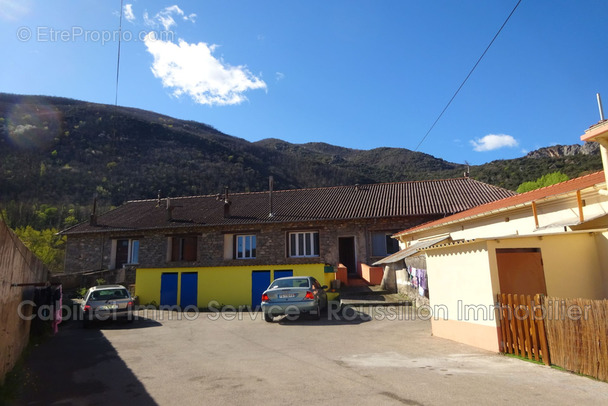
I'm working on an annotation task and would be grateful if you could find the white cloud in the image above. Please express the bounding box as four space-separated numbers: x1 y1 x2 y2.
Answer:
183 12 197 23
470 134 519 152
156 6 179 30
275 72 285 81
143 11 151 25
124 4 135 23
0 0 31 20
144 5 196 30
144 35 267 106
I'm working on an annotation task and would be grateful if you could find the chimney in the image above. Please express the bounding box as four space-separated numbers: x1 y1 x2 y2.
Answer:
268 176 275 218
223 186 231 218
166 197 175 221
89 197 98 226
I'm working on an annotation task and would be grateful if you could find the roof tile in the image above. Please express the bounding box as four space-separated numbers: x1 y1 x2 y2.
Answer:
62 178 516 235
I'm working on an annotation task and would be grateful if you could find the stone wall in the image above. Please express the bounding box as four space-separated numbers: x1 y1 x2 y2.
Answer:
63 215 436 273
64 233 110 273
395 256 431 308
0 220 48 385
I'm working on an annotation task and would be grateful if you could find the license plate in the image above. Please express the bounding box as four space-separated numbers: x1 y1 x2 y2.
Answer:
99 304 118 311
279 293 297 299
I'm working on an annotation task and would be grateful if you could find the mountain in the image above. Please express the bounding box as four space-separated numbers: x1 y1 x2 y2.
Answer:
525 143 599 158
0 93 603 213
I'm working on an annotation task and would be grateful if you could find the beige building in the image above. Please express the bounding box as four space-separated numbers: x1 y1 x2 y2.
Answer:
385 120 608 352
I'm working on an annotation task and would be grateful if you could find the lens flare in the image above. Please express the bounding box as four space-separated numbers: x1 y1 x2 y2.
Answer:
5 102 63 150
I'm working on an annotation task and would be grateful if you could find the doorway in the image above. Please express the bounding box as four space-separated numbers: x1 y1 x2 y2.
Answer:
251 270 271 308
339 237 357 275
274 270 293 280
496 248 547 296
180 272 198 308
160 273 178 306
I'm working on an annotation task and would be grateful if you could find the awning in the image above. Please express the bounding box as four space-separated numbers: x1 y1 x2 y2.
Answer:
373 236 449 265
535 212 608 232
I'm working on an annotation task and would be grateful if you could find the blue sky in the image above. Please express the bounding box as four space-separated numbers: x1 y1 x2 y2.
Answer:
1 0 607 165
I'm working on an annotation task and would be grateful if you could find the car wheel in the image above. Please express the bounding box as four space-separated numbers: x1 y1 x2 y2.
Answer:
263 312 273 322
312 304 321 320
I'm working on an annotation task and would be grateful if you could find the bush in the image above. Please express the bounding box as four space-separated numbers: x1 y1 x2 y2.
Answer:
516 172 569 193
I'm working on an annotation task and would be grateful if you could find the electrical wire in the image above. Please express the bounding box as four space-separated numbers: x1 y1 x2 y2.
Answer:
414 0 523 151
114 0 124 106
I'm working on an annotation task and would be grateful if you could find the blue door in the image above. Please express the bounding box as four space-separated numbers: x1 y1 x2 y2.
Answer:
180 273 198 308
274 270 293 280
251 271 271 308
160 273 178 306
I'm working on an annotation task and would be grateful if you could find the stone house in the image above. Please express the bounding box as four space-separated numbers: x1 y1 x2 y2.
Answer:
60 178 514 308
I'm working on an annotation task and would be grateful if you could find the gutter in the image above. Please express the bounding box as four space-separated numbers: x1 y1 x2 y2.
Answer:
395 184 603 239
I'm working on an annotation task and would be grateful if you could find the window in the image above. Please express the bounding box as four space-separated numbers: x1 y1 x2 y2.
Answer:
114 239 139 268
236 235 256 259
288 231 319 257
371 232 400 256
170 236 198 261
130 240 139 264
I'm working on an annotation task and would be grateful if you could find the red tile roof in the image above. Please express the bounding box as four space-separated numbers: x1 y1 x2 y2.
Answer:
394 171 606 237
61 178 515 235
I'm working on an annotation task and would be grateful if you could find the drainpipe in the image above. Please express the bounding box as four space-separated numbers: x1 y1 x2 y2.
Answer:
89 197 98 226
268 176 275 218
223 187 231 218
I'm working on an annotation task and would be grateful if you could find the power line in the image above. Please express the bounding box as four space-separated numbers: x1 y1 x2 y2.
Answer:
114 0 124 106
414 0 523 151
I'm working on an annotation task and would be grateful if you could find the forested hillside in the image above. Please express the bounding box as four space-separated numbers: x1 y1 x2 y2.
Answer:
0 92 602 231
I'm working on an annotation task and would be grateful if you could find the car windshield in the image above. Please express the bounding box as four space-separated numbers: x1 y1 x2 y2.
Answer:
90 289 129 301
270 278 310 289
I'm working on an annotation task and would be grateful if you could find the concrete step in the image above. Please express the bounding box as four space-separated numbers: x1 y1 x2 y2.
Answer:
340 298 413 307
338 284 413 307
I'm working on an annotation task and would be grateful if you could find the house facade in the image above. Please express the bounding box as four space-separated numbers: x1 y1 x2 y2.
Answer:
61 178 514 308
387 147 608 351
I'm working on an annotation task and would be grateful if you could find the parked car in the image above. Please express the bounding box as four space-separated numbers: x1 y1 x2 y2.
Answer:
261 276 328 322
81 284 134 327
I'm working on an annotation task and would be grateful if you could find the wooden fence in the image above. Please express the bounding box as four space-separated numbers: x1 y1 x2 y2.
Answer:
497 294 608 382
496 293 550 365
544 297 608 382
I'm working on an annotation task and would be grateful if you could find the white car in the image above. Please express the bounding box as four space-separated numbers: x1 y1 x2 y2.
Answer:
81 284 134 327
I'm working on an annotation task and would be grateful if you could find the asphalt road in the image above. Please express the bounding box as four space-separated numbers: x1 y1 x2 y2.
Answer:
12 306 608 405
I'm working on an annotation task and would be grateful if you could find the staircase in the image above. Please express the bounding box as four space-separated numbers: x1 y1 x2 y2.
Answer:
338 277 412 307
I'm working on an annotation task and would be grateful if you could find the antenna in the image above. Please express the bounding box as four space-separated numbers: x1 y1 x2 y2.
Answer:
597 93 605 121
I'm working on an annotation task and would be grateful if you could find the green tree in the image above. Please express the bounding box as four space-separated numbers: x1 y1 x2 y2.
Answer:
516 171 569 193
14 226 66 272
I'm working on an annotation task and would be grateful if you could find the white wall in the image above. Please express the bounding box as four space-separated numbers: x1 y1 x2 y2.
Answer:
486 233 606 299
426 241 496 327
